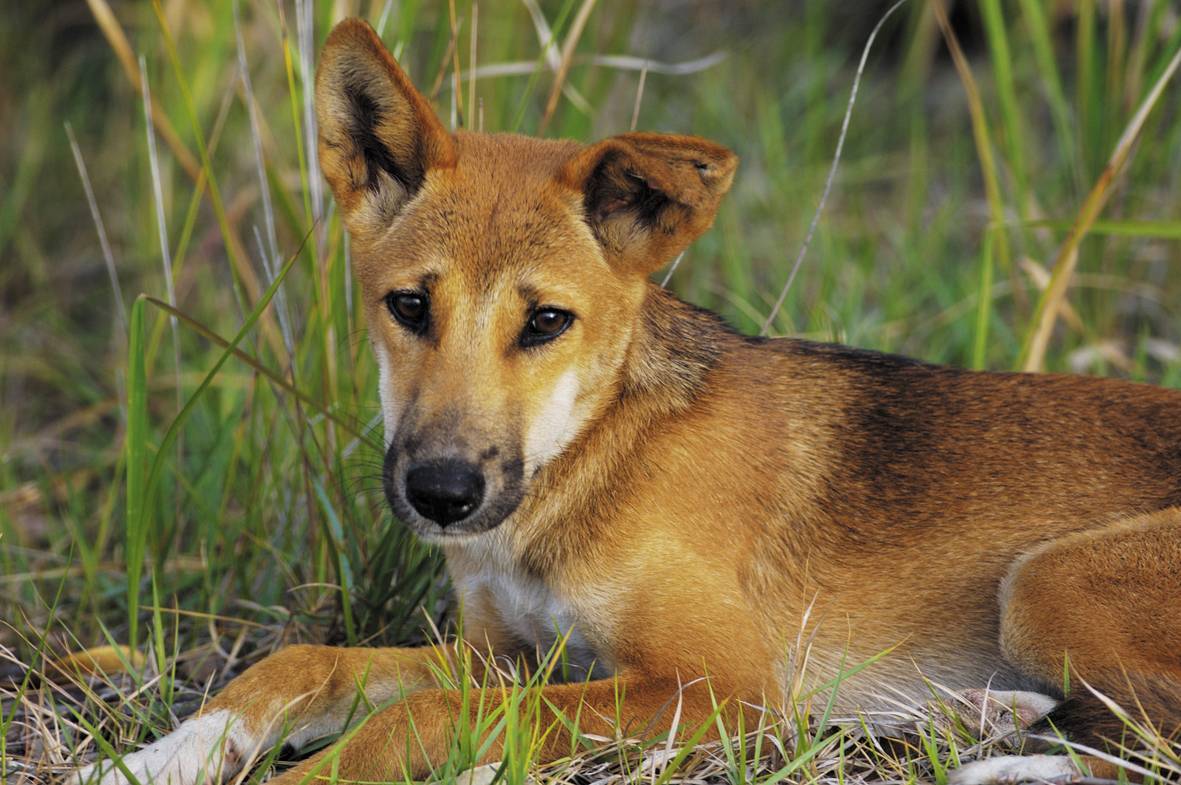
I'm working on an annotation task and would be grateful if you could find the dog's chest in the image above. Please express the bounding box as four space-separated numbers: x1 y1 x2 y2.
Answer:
449 541 612 680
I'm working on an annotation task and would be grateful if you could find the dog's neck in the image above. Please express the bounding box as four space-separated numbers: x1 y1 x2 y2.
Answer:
620 286 731 411
490 285 740 576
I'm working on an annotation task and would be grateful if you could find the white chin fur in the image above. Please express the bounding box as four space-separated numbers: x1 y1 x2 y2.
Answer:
374 343 402 447
523 369 583 473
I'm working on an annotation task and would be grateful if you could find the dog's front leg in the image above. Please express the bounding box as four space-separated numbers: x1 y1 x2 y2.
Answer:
73 644 444 785
268 671 743 783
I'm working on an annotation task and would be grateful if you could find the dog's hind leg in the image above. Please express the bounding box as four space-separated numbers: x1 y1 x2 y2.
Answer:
73 644 444 785
951 506 1181 784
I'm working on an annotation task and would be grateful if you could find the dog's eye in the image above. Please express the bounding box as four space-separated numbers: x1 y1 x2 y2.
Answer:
386 291 429 333
521 308 573 347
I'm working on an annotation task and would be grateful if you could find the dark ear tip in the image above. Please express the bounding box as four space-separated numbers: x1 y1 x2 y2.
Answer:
319 19 380 77
615 131 738 183
695 151 738 184
325 17 379 47
322 18 397 71
682 137 739 180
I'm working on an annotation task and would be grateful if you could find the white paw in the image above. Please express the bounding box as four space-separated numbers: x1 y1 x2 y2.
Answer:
950 754 1081 785
73 710 254 785
955 689 1059 736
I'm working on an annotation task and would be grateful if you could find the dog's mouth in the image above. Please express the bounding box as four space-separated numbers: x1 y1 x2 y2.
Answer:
382 448 525 539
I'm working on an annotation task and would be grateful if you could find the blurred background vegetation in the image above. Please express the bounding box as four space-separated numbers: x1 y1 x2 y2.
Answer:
2 0 1180 669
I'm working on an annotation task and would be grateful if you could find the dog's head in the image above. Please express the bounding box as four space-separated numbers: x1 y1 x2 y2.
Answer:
315 19 736 540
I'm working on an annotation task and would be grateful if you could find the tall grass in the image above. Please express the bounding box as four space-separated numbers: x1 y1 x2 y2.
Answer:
2 1 1181 782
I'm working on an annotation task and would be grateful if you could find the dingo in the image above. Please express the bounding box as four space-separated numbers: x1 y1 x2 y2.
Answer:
76 18 1181 785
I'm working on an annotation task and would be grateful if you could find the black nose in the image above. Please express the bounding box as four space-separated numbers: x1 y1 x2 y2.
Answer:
404 460 485 526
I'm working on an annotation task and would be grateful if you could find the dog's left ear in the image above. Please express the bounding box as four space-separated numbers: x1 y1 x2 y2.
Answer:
559 132 737 275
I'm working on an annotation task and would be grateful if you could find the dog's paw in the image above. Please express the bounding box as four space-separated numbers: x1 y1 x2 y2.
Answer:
949 754 1082 785
72 711 252 785
953 689 1059 737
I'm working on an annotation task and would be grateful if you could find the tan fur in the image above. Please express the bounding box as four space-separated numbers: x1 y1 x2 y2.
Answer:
75 18 1181 785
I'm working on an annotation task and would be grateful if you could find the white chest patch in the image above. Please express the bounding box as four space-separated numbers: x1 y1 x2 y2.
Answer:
453 537 611 680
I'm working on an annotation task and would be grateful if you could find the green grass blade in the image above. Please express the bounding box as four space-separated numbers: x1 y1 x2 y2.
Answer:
125 296 149 652
972 227 996 370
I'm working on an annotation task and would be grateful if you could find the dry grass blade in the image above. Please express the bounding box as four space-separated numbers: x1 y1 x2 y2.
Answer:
65 123 127 338
1021 43 1181 372
138 57 177 323
296 0 323 224
759 0 910 336
376 0 396 36
520 0 563 71
659 252 685 287
538 0 598 134
459 52 726 81
84 0 200 180
147 0 287 362
931 0 1014 304
82 0 285 362
141 296 378 449
517 0 596 115
585 51 727 75
234 0 297 364
138 53 183 427
630 60 649 131
468 0 479 128
448 0 464 127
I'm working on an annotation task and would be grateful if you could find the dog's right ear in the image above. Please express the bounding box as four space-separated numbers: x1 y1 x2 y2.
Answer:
315 19 455 235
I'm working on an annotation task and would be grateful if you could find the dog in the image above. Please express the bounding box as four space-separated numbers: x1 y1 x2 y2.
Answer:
75 17 1181 785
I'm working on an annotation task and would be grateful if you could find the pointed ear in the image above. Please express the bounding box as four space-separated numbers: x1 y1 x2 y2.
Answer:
559 132 737 275
315 18 455 234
